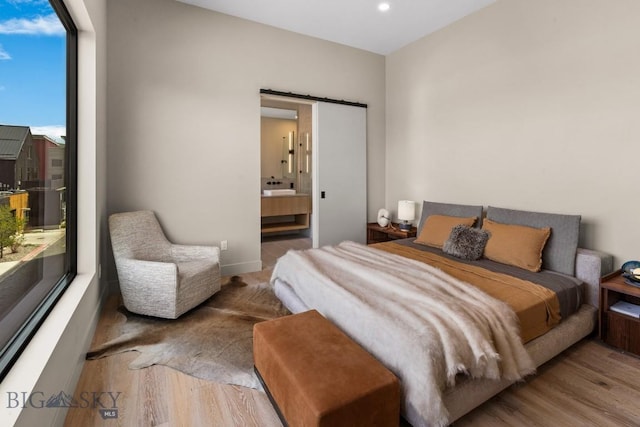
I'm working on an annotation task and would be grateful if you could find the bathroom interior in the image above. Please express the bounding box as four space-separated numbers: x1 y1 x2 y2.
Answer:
260 97 313 265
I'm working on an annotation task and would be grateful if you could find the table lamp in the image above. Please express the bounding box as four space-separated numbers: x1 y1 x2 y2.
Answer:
397 200 415 231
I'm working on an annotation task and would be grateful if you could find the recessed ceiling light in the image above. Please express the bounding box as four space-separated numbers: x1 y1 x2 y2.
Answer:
378 2 390 12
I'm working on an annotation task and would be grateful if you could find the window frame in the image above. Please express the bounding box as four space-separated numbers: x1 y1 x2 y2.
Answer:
0 0 78 381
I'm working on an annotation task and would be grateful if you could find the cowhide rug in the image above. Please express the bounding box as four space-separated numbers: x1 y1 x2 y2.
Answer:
86 276 290 389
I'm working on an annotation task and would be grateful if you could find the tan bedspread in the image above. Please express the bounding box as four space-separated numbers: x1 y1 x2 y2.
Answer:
373 241 561 343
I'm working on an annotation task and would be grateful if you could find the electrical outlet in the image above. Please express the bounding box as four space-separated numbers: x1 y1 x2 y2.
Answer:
221 240 228 251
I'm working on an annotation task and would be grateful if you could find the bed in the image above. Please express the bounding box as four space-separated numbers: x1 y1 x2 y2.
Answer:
270 202 613 427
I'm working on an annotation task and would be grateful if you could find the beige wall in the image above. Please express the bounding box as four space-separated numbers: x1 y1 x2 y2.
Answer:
386 0 640 265
107 0 386 276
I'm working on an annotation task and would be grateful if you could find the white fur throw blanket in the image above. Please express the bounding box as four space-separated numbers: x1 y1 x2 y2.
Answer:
271 241 535 427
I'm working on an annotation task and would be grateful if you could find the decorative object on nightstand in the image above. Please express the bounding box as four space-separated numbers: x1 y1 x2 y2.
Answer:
397 200 415 232
377 208 390 227
621 260 640 286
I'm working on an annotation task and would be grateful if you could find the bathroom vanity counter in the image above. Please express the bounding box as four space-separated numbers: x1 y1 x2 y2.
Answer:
261 194 311 234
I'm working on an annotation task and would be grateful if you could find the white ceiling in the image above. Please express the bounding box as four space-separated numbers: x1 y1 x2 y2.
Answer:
176 0 496 55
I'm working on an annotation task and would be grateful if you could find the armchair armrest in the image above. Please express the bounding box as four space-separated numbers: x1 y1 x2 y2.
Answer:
170 244 220 263
115 258 180 317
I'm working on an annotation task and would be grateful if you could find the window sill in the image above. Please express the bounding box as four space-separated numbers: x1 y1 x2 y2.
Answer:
0 272 102 426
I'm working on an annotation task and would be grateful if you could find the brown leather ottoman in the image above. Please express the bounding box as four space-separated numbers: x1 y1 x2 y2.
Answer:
253 309 400 427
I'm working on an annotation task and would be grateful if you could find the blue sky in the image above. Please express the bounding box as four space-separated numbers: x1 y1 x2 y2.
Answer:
0 0 66 140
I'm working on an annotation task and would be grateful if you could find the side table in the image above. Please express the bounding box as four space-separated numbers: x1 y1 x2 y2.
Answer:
366 222 417 245
599 271 640 356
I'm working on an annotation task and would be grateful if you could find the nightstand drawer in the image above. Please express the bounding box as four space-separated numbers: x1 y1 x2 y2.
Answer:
604 312 640 354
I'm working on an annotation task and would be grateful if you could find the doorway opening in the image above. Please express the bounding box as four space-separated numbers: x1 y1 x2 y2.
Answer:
259 90 368 268
260 95 314 268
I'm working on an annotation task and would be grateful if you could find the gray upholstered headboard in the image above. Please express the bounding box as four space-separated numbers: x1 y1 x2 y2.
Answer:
486 206 580 276
416 201 614 307
417 201 484 235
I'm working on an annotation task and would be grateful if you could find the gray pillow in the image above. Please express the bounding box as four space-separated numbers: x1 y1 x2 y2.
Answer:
418 201 484 235
486 206 581 276
443 225 489 261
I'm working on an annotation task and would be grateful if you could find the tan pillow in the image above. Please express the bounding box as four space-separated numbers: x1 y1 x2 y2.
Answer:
482 219 551 272
414 215 477 248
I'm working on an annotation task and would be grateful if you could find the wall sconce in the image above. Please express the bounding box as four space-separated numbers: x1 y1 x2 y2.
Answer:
288 131 294 174
397 200 415 231
305 132 310 174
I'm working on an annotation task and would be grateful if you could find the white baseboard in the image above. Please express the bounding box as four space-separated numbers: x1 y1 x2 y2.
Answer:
221 260 262 277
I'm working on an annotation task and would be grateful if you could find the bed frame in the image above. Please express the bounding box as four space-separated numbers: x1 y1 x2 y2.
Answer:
273 247 613 425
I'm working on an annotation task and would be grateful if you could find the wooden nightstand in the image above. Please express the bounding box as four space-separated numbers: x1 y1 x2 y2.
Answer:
366 222 417 245
599 271 640 356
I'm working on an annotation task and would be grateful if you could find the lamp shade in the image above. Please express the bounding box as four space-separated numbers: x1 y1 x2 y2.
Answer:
397 200 415 222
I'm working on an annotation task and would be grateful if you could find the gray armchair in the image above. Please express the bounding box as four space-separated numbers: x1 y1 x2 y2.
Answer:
109 210 221 319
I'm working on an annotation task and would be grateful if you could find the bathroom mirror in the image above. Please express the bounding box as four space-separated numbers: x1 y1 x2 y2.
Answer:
261 108 298 189
260 101 312 193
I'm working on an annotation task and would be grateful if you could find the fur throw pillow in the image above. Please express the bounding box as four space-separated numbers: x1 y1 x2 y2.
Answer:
443 225 490 261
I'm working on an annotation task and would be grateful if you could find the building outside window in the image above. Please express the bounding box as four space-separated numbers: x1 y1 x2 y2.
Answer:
0 0 77 379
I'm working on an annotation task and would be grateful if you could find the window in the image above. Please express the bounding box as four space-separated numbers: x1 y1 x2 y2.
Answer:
0 0 77 379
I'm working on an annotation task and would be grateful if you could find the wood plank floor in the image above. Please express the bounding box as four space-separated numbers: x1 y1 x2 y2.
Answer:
455 340 640 426
66 269 281 427
66 237 640 426
259 235 311 269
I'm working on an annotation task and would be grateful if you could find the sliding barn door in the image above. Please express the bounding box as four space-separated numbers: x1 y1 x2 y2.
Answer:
312 102 367 247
